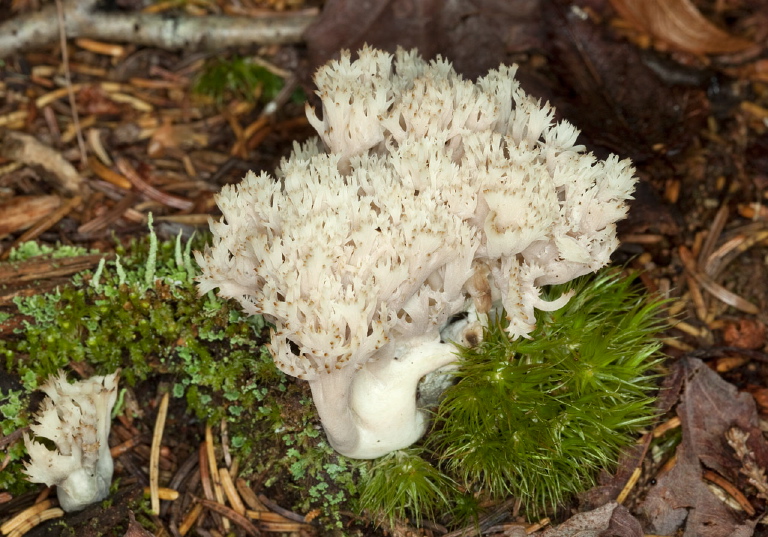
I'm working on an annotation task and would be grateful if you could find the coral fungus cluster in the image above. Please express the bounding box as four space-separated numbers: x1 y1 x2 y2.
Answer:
196 46 637 459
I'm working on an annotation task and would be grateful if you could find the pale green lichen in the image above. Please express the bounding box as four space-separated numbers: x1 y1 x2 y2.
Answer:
7 241 94 262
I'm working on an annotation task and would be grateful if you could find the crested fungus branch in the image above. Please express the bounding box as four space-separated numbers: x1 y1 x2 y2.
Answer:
196 46 637 459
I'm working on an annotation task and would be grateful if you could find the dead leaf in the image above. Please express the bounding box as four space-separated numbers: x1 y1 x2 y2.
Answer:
637 357 765 537
77 84 124 115
540 502 642 537
580 363 685 510
609 0 754 55
0 130 84 194
147 119 208 158
303 0 545 80
723 319 766 350
747 387 768 416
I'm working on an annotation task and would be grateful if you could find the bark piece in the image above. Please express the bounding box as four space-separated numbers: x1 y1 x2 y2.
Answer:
0 195 61 238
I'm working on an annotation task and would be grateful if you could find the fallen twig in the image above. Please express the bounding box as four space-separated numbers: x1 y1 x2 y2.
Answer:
0 0 317 59
150 392 170 515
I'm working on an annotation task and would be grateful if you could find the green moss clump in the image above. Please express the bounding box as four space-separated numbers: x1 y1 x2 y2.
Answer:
6 241 95 262
193 56 304 105
358 448 456 526
361 269 666 524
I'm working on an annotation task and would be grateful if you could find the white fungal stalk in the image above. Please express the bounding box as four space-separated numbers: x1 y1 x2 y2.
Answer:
196 46 636 459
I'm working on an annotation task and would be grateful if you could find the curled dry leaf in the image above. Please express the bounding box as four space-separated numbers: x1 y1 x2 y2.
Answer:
0 131 83 194
609 0 753 55
723 319 766 350
638 358 767 537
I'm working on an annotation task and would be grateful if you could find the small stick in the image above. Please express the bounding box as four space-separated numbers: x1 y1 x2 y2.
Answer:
178 502 204 536
54 0 87 165
150 392 170 514
6 508 65 537
702 469 755 516
205 425 229 531
219 468 245 516
197 498 259 536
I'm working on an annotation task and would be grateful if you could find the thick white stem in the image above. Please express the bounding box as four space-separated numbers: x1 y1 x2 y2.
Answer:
308 333 463 459
307 367 360 456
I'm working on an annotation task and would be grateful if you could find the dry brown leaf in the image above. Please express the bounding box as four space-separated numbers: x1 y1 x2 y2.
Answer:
638 358 766 536
543 2 709 161
746 387 768 415
147 119 208 158
541 502 643 537
303 0 545 81
0 131 84 194
723 319 767 350
609 0 753 55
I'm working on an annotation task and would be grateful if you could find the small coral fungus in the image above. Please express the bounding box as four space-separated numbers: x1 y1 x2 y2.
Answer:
24 370 119 512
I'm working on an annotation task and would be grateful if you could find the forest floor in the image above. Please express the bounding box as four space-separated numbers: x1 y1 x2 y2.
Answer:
1 0 768 536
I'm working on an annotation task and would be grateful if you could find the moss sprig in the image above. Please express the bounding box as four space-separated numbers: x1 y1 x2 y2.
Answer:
360 269 666 524
429 269 665 516
193 55 304 105
359 448 457 526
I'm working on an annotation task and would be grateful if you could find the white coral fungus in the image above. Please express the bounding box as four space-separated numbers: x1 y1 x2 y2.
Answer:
24 370 120 511
196 46 636 459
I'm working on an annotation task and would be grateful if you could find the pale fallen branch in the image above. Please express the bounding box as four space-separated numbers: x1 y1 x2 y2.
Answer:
0 0 317 59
